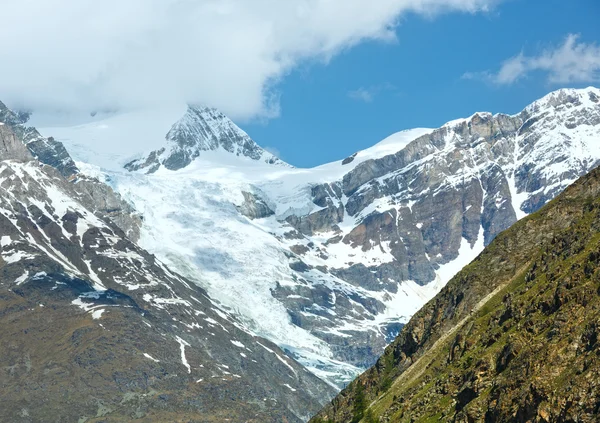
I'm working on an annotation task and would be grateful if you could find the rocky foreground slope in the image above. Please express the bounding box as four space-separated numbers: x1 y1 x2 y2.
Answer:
0 103 334 422
311 155 600 422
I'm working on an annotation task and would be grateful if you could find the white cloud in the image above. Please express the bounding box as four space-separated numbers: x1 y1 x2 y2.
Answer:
348 87 376 102
348 83 397 103
0 0 500 121
465 34 600 86
263 145 282 159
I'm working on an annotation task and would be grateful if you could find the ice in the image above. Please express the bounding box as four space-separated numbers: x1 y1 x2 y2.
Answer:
230 340 245 348
15 271 29 285
283 383 297 392
2 250 36 264
1 236 11 247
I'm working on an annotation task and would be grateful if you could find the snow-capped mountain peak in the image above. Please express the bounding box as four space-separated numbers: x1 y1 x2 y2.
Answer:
125 105 287 173
525 86 600 114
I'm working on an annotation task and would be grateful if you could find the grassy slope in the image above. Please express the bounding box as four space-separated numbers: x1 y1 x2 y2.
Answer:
311 168 600 423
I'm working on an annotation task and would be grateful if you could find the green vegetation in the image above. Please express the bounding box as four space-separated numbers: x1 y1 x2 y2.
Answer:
311 167 600 422
351 382 367 423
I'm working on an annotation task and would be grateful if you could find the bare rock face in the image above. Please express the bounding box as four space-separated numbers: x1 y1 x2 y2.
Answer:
236 191 275 220
26 135 79 178
74 177 143 242
0 123 33 161
339 112 524 252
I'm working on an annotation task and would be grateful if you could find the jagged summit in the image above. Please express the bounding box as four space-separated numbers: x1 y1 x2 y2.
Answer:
125 105 287 173
0 100 29 127
525 86 600 114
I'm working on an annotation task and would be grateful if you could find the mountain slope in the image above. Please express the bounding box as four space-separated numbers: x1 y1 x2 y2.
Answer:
0 112 334 422
38 87 600 387
310 162 600 422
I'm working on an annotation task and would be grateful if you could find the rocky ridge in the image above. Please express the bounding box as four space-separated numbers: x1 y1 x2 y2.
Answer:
257 87 600 374
1 101 141 241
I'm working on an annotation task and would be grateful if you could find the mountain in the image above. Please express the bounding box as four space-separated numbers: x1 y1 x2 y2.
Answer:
124 106 286 172
37 87 600 387
0 108 334 422
1 100 79 178
310 155 600 423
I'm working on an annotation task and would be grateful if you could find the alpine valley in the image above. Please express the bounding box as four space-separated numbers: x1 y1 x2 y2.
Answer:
25 85 600 396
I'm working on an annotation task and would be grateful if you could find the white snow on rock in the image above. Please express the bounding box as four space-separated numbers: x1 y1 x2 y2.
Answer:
143 353 160 363
91 309 105 320
176 336 192 374
230 340 245 348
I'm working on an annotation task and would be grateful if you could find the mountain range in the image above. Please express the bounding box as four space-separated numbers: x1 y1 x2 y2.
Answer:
33 87 600 388
1 86 599 422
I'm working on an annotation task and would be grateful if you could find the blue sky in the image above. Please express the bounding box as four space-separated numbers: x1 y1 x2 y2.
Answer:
244 0 600 167
3 0 600 167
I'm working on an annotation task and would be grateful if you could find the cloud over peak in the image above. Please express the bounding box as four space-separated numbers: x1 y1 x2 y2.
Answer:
0 0 499 120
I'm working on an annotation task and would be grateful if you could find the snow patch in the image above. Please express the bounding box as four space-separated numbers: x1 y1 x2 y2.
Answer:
175 336 191 373
91 309 105 319
143 353 160 363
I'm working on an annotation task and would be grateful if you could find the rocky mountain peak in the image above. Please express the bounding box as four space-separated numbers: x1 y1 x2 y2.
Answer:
0 101 79 178
0 100 29 127
125 105 287 173
524 86 600 114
